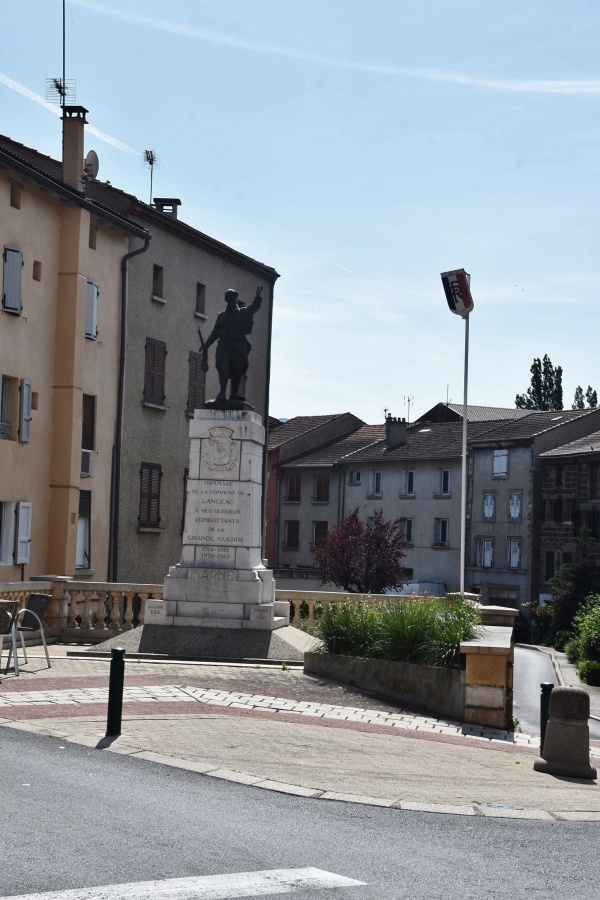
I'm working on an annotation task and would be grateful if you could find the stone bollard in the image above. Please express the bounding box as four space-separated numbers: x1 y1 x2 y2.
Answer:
533 687 597 779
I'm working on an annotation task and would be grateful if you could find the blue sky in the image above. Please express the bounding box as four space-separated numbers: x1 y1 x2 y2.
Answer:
3 1 600 422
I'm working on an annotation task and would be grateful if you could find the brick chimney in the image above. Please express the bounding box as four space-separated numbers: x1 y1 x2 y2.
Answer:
385 415 407 449
153 198 182 219
62 106 88 190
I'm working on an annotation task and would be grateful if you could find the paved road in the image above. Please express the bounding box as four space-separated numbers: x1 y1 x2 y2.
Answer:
513 646 600 740
1 728 599 900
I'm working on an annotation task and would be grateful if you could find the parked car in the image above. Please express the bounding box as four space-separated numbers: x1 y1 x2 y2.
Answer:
385 581 447 597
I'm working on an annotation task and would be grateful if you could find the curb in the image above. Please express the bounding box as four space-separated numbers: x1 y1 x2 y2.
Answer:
2 718 598 823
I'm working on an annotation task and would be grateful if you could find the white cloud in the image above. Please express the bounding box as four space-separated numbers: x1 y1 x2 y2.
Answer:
73 0 600 97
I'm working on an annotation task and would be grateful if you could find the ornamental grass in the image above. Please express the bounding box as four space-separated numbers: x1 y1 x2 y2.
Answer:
316 596 480 668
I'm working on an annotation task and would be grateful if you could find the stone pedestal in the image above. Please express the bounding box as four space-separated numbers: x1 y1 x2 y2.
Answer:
534 687 597 779
160 409 288 631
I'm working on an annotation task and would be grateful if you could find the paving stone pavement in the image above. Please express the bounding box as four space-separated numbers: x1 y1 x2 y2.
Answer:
1 648 599 821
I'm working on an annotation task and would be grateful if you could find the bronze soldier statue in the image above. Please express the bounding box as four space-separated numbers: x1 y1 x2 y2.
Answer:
201 286 263 406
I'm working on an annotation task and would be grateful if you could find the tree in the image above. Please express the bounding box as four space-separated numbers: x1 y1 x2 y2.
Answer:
549 528 600 633
515 355 563 410
314 508 407 594
572 385 598 409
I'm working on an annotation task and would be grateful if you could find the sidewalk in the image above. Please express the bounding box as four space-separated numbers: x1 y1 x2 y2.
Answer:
0 646 598 821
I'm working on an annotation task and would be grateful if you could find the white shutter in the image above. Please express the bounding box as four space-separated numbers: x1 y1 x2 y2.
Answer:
483 493 494 518
510 540 520 568
85 280 98 339
484 540 493 567
509 492 521 519
435 469 442 494
3 247 22 314
15 501 32 564
400 469 407 496
368 470 374 495
19 378 32 443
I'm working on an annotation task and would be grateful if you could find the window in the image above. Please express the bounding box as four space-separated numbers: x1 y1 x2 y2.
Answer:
509 491 522 520
368 470 382 497
545 550 555 582
0 501 15 564
286 474 301 502
85 280 98 339
3 246 23 314
493 448 508 477
508 538 521 569
314 474 329 502
143 338 167 406
312 520 328 548
483 492 495 519
435 469 450 496
434 518 449 546
9 183 21 209
32 260 42 282
152 264 164 300
348 470 361 485
476 538 494 568
284 520 299 549
555 466 564 487
400 469 415 496
186 351 206 414
88 222 97 250
0 376 11 440
75 491 91 569
563 499 574 523
553 498 563 523
399 518 413 544
139 462 162 528
590 465 600 501
195 282 206 316
81 394 95 476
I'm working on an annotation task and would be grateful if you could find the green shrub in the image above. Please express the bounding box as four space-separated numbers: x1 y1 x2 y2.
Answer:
564 637 580 663
577 660 600 686
577 604 600 662
316 596 479 668
554 630 572 651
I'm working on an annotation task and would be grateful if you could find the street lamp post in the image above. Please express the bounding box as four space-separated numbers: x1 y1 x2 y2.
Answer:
440 269 474 596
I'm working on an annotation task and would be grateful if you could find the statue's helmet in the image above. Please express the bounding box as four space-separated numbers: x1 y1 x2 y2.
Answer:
224 289 239 302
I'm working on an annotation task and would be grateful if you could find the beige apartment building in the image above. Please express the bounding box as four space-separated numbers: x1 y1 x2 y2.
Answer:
0 108 148 581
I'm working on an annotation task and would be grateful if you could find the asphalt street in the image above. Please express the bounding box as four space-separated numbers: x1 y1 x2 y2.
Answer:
513 646 600 740
1 727 599 900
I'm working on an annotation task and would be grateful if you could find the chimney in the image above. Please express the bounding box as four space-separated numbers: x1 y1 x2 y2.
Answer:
385 415 407 450
153 198 182 219
62 105 88 190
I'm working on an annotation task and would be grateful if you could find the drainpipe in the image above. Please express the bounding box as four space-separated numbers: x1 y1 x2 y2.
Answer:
109 236 151 581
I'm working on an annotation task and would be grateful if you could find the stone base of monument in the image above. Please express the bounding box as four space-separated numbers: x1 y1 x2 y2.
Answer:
150 408 291 651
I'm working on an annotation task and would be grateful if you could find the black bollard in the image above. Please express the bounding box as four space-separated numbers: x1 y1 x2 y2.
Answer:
540 682 554 753
106 646 126 737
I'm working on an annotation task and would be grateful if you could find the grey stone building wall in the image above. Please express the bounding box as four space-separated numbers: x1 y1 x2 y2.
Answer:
116 216 277 584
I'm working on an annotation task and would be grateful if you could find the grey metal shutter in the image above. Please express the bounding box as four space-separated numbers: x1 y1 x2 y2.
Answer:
19 378 32 442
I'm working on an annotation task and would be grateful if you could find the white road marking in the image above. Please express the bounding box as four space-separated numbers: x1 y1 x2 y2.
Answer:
0 867 366 899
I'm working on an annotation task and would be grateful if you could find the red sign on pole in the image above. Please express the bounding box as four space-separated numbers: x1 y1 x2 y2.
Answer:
441 269 474 318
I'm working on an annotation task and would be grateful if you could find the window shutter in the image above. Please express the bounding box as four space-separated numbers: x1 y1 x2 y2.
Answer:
435 469 442 494
510 540 520 568
144 339 166 405
15 501 32 564
3 247 23 314
400 469 407 496
485 540 493 567
509 492 521 518
85 280 98 339
187 351 206 413
19 378 32 443
139 463 162 527
483 493 494 518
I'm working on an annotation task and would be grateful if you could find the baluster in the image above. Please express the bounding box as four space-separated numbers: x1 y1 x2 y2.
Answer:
306 598 316 631
109 591 122 631
138 594 148 627
123 592 135 630
66 591 79 629
292 598 302 628
95 592 107 630
81 591 93 629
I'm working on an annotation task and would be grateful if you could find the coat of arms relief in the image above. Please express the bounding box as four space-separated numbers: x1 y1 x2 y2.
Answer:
205 427 239 472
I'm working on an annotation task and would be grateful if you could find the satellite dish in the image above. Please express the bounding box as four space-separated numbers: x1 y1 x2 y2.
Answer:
83 149 99 181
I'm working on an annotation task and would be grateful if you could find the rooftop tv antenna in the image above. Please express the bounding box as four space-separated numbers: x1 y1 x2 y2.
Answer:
142 150 159 204
46 1 76 107
404 395 415 423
